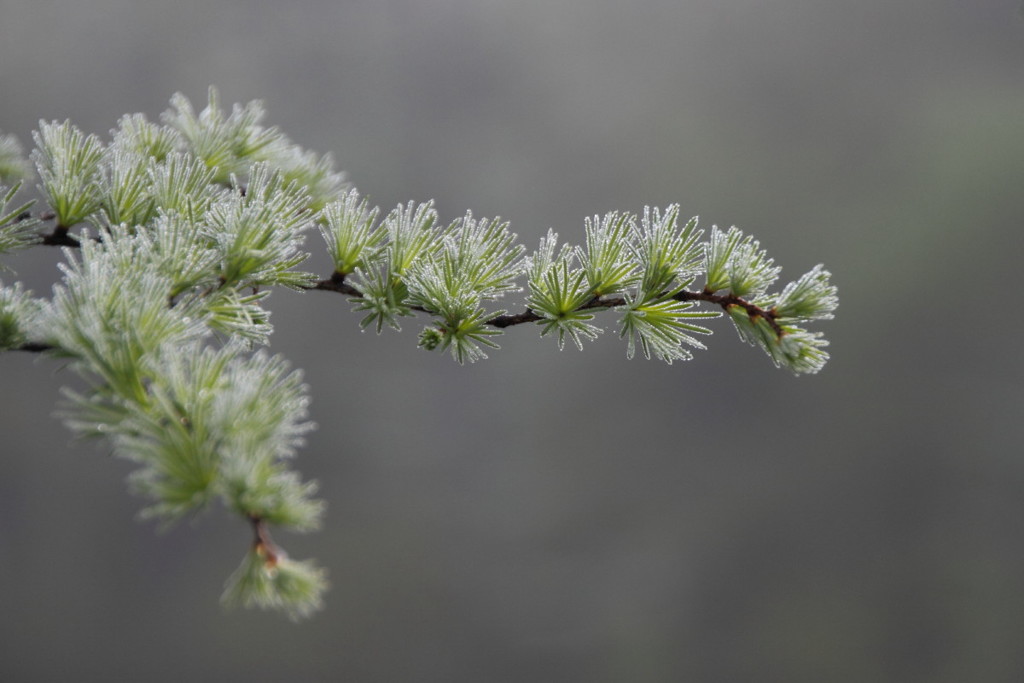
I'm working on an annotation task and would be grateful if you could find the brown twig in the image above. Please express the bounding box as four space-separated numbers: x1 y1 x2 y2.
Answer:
676 289 784 336
249 515 281 568
307 271 362 298
306 272 783 336
12 342 55 353
40 224 81 247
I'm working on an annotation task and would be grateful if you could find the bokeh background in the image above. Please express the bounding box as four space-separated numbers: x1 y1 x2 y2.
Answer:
2 1 1022 681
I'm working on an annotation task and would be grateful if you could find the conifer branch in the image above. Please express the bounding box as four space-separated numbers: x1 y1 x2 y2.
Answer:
0 89 837 620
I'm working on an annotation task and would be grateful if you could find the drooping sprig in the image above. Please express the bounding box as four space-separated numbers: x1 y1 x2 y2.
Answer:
222 515 327 622
2 95 340 618
39 225 327 615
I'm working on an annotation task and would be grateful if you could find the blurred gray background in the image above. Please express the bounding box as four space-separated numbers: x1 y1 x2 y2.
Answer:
1 1 1022 681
